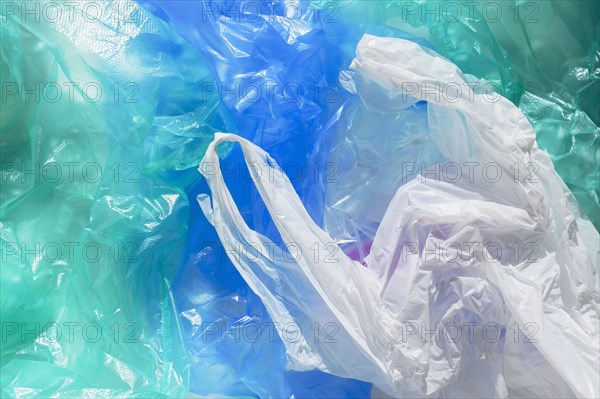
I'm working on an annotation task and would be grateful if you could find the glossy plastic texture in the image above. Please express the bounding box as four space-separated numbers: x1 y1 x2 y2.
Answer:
323 0 599 230
139 1 426 396
1 1 229 396
140 1 598 396
199 36 600 398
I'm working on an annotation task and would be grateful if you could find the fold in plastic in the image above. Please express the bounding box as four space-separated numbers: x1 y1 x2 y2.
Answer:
0 1 229 396
327 0 599 230
199 35 600 398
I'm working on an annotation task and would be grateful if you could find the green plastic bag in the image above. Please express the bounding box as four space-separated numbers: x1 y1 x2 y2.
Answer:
1 1 227 396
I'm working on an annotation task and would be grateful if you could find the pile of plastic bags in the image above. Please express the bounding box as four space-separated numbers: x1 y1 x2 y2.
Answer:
2 1 598 398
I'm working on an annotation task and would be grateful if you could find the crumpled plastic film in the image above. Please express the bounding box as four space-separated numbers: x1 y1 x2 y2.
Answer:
323 0 599 230
199 35 600 398
1 0 597 397
486 0 600 230
139 1 427 396
1 1 229 396
143 1 596 395
321 77 443 260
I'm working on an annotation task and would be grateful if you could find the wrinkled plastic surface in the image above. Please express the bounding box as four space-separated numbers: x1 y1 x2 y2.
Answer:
138 1 599 396
139 1 426 396
1 1 230 396
2 0 598 397
199 36 600 398
323 0 599 230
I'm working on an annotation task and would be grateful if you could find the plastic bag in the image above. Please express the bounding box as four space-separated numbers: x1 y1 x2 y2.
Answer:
199 35 599 398
323 0 599 229
1 1 229 396
139 1 425 396
141 1 597 395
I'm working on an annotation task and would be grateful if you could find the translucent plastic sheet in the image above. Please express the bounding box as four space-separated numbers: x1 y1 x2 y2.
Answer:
6 0 593 397
1 1 229 396
324 0 599 230
199 36 600 399
139 1 425 396
138 1 599 396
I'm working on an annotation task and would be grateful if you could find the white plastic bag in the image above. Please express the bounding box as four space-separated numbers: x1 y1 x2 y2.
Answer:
198 35 599 398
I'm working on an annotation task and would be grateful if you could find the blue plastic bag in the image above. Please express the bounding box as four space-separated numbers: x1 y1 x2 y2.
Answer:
139 0 427 396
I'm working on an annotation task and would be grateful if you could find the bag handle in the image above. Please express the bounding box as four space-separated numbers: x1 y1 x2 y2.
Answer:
198 133 388 367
